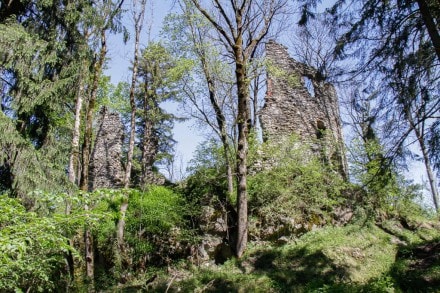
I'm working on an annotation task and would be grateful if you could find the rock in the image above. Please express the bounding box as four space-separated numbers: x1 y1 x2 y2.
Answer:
390 236 407 246
333 206 354 225
277 236 290 245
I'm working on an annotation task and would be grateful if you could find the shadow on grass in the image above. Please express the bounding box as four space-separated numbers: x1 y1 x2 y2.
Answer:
390 238 440 292
115 236 440 292
244 247 353 292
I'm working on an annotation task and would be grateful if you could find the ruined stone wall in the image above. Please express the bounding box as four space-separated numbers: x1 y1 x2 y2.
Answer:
89 107 125 190
260 41 347 177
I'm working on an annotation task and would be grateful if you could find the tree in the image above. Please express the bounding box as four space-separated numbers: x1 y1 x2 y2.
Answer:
344 86 401 210
0 0 89 199
188 0 289 257
137 42 181 187
163 7 237 198
65 0 125 284
330 0 440 211
117 0 148 260
124 0 148 188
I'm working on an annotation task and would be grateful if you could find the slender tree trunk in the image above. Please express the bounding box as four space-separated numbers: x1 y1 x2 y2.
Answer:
65 60 86 285
84 205 95 286
416 0 440 62
413 123 440 211
140 99 157 187
252 74 260 129
80 30 107 191
124 0 145 188
79 30 107 287
68 57 88 187
234 45 250 258
200 56 234 196
119 0 145 249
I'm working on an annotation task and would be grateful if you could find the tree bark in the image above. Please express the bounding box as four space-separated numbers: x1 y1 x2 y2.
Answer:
200 54 234 196
124 0 146 188
80 30 107 192
84 206 95 286
234 44 250 258
189 0 284 257
412 120 440 211
140 95 158 187
79 30 107 288
416 0 440 62
68 56 87 187
119 0 146 252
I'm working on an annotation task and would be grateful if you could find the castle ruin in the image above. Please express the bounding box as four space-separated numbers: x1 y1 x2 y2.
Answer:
89 107 125 190
260 41 347 177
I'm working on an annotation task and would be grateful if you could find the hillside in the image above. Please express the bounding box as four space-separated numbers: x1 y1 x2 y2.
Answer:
115 218 440 292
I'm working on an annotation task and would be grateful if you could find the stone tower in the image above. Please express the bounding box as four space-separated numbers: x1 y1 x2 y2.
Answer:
260 41 347 177
89 107 125 190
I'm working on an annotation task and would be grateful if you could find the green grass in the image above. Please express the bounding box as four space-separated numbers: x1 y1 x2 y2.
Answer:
112 220 440 292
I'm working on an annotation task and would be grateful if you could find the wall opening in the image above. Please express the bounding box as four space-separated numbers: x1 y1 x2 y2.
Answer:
303 76 315 97
316 120 326 139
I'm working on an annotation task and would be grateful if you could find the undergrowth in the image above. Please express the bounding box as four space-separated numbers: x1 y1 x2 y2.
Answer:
122 220 440 293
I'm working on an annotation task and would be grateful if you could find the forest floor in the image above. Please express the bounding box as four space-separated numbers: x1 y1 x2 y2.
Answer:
110 218 440 292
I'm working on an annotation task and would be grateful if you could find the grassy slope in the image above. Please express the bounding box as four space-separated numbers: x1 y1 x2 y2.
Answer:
114 219 440 292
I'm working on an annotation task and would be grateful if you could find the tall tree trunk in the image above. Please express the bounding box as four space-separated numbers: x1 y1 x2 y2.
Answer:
79 30 107 287
66 56 87 286
235 47 250 258
404 100 440 211
124 0 145 188
80 30 107 191
84 205 95 286
119 0 146 251
68 55 88 188
140 99 157 187
201 56 234 196
416 0 440 62
412 121 440 211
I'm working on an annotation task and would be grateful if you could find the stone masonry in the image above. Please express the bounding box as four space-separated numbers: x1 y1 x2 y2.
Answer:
89 107 125 190
260 41 347 177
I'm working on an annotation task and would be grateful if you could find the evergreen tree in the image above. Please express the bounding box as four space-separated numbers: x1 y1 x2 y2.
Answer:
134 42 183 186
331 0 440 211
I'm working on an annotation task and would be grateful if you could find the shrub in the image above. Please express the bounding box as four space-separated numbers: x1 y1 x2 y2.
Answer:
0 195 72 292
125 186 189 268
248 136 347 238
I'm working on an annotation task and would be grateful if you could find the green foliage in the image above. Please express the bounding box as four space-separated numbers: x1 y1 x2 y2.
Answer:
0 195 65 291
125 186 189 266
184 139 230 204
0 3 84 199
349 137 421 214
127 186 184 235
0 194 83 292
248 136 347 227
0 112 73 199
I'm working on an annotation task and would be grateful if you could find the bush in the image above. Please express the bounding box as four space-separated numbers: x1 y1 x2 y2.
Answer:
125 186 189 268
0 195 72 292
248 136 347 238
